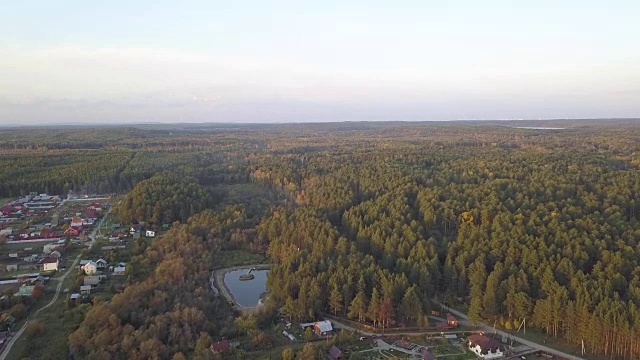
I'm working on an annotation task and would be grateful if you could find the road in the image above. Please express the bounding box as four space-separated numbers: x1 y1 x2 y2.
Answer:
0 208 111 360
440 304 586 360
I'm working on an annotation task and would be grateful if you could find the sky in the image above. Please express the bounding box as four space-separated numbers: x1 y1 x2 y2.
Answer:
1 1 639 124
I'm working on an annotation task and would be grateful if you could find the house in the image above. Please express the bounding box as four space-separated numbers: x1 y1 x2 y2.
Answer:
6 264 17 272
468 334 504 359
210 339 230 354
83 276 100 286
130 225 142 234
421 348 436 360
83 261 98 275
84 208 98 221
70 217 85 228
314 320 333 336
80 285 92 295
50 250 62 259
113 264 126 275
145 230 156 237
70 293 80 302
328 345 344 360
64 227 80 237
96 258 107 269
41 256 59 271
43 243 60 254
447 313 458 327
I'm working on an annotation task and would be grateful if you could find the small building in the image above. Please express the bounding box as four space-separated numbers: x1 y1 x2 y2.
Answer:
447 313 458 327
80 285 92 295
79 259 92 266
70 293 80 302
145 230 156 237
328 345 344 360
64 227 80 237
50 250 62 259
84 276 101 286
6 264 17 271
83 261 98 275
421 348 436 360
314 320 333 336
96 258 108 269
210 339 230 354
8 253 18 259
41 256 59 271
468 334 504 359
130 225 141 234
113 264 126 275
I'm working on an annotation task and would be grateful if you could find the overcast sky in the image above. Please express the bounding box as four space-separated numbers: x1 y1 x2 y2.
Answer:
1 1 639 124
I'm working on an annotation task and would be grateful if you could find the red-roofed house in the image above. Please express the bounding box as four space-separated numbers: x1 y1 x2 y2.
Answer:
64 227 80 237
210 339 230 354
447 313 458 327
84 208 98 221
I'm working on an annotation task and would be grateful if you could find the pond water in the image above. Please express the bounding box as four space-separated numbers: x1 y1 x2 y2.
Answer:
224 269 269 307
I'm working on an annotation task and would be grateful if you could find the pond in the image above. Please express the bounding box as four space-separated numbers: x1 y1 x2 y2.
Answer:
224 269 269 307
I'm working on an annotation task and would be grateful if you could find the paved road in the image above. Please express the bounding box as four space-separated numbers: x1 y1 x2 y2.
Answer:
440 304 586 360
0 208 111 360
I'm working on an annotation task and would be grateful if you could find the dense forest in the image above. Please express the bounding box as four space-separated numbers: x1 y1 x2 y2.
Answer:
2 120 640 359
116 173 213 225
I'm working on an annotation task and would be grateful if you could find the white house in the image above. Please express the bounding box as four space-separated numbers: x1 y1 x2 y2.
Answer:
113 264 126 275
146 230 156 237
467 334 504 359
83 261 98 275
43 243 59 254
96 258 108 269
42 256 59 272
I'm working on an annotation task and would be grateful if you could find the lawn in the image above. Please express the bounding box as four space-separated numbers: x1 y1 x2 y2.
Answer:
380 348 411 359
431 343 463 355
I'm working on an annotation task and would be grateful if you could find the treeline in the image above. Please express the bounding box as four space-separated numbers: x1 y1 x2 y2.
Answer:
251 130 640 358
116 173 212 225
69 206 252 359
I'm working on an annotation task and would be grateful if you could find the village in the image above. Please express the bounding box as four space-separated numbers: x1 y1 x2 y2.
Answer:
210 278 557 360
0 191 163 357
207 310 558 360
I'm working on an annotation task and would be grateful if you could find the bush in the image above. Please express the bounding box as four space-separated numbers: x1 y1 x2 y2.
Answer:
26 320 45 337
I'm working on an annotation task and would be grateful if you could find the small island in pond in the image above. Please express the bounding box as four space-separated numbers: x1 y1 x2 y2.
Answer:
239 268 256 281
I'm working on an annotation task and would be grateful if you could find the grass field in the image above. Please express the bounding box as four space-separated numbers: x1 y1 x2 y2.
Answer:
212 249 267 269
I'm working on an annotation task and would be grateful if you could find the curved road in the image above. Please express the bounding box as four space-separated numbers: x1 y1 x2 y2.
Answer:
0 208 111 360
